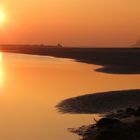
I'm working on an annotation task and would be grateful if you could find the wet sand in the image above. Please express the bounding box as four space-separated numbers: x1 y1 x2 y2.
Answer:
56 89 140 114
56 89 140 140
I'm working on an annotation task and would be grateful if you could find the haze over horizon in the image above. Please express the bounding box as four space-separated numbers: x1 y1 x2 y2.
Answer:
0 0 140 47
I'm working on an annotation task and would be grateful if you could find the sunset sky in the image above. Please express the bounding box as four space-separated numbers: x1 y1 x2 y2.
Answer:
0 0 140 47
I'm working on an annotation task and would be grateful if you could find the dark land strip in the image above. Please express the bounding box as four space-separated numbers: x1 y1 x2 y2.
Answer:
0 46 140 74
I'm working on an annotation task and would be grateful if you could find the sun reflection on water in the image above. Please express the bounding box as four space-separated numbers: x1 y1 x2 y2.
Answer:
0 52 4 87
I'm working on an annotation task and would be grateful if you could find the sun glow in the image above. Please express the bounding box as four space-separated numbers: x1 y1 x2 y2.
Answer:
0 8 5 26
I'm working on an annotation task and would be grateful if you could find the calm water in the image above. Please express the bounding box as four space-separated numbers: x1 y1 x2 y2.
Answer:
0 52 140 140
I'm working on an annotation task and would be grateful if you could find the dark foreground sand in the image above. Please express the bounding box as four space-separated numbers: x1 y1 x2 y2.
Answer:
0 46 140 74
56 89 140 140
56 89 140 114
68 115 140 140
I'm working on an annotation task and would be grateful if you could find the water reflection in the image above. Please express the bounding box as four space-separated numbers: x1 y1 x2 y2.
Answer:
0 52 139 140
0 52 4 86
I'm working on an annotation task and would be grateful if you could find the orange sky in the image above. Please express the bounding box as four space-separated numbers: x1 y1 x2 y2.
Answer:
0 0 140 47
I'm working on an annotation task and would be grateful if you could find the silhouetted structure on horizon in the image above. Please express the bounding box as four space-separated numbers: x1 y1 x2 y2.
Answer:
57 44 63 47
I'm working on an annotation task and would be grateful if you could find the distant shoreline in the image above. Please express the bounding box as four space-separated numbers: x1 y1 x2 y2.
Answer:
0 46 140 74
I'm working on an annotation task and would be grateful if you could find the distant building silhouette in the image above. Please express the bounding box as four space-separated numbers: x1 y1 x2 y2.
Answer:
57 44 63 48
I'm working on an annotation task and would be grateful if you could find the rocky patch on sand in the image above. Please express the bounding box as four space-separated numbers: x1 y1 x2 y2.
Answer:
68 107 140 140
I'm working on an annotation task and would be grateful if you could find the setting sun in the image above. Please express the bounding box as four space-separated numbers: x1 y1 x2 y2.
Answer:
0 8 5 25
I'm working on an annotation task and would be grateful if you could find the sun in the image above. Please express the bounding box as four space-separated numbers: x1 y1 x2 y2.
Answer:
0 8 5 25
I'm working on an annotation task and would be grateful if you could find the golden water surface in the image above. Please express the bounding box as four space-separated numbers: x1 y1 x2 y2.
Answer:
0 52 139 140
